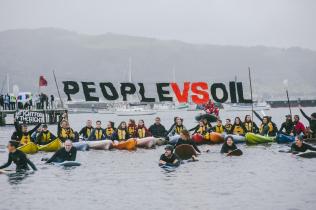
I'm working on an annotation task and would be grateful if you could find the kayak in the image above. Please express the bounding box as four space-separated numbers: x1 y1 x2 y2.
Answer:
136 137 156 149
224 134 246 144
0 169 15 175
113 139 137 150
304 138 316 144
227 149 243 156
73 141 89 151
209 132 224 144
18 142 38 154
168 135 180 145
297 152 316 158
276 133 295 144
195 113 217 122
245 133 276 144
86 140 113 150
38 139 62 152
175 144 197 160
192 134 205 144
54 161 81 167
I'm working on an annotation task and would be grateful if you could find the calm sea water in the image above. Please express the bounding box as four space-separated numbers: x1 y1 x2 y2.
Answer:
0 108 315 210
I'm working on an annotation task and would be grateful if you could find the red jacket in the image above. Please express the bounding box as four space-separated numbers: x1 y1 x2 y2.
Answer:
294 121 305 135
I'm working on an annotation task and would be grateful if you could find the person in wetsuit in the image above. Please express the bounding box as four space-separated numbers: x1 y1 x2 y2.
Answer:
159 145 179 166
149 117 167 138
299 106 316 138
36 124 56 145
175 130 200 160
220 135 238 154
78 120 94 139
46 140 77 163
290 135 316 153
14 121 42 145
0 141 37 171
279 115 294 135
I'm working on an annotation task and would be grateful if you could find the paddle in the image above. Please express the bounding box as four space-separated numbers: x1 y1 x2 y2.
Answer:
283 79 292 117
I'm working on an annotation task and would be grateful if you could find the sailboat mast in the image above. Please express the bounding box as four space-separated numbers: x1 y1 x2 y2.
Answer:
7 73 10 93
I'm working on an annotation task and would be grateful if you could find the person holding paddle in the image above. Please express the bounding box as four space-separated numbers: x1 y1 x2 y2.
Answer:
290 135 316 153
0 141 37 172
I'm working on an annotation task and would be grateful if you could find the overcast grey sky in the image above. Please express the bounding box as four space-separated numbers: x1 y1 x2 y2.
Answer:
0 0 315 50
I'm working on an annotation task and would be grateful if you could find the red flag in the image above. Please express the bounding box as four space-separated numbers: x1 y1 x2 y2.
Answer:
39 76 48 87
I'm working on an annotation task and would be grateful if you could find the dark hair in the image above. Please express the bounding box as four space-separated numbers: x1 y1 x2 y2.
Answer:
180 130 190 140
96 120 101 124
294 115 300 120
109 121 115 128
129 119 136 125
234 117 241 125
225 135 234 142
244 115 251 122
226 119 231 122
118 121 127 129
217 119 222 123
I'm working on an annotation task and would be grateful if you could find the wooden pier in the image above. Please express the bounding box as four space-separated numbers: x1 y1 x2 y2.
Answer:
0 109 67 126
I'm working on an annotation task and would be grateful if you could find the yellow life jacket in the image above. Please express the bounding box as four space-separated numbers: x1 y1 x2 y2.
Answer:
225 124 232 132
244 122 254 132
137 127 146 138
128 126 136 136
60 128 75 139
118 129 127 140
197 126 206 134
233 125 244 135
20 134 31 145
175 125 183 135
215 125 225 134
86 127 92 137
105 128 114 137
95 129 103 140
259 123 273 134
41 132 51 143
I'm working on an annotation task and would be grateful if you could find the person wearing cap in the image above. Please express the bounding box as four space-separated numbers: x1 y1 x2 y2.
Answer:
14 120 42 146
290 135 316 153
0 140 37 171
36 124 57 145
278 115 294 135
78 120 94 139
220 136 238 154
159 145 179 166
46 140 77 163
299 106 316 138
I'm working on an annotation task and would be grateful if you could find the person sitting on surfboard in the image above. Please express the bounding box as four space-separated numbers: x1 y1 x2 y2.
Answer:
220 136 238 154
36 124 57 145
279 115 294 135
175 130 200 160
290 136 316 153
159 145 179 166
46 140 77 163
0 140 37 171
78 120 94 139
149 117 167 138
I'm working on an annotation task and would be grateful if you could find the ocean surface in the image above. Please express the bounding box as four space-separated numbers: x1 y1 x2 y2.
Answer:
0 107 315 210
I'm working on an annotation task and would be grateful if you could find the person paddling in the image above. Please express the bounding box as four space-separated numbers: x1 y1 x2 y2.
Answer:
159 145 179 166
0 141 37 171
220 136 238 154
46 140 77 163
290 135 316 154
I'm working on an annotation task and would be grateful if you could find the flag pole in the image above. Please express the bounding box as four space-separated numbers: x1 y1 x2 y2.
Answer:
52 70 64 109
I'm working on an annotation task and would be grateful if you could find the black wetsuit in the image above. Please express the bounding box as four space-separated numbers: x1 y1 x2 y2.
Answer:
291 143 316 153
46 147 77 163
78 126 94 139
220 143 237 153
0 150 37 171
160 153 178 164
149 123 167 138
300 109 316 137
175 138 201 153
279 121 294 135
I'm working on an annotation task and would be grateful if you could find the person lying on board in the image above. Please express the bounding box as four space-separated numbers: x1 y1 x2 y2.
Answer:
88 120 106 141
78 120 94 139
290 136 316 154
36 124 57 145
14 120 42 146
159 145 179 166
175 130 200 160
0 140 37 171
220 136 238 154
149 117 167 138
278 115 294 136
46 140 77 163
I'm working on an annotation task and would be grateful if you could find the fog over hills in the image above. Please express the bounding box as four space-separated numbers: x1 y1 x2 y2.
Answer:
0 28 315 100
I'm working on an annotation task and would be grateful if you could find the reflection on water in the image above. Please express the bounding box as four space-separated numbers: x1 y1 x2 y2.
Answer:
0 108 315 210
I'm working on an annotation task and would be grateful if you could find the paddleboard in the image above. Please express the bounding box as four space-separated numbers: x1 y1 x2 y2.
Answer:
175 144 197 160
54 161 81 167
297 152 316 158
